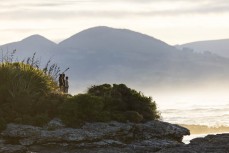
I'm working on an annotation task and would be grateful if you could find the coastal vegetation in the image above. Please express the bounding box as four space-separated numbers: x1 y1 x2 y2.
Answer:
61 84 160 127
0 51 161 131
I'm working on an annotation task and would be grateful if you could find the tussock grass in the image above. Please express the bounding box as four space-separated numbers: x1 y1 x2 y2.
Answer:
0 62 58 100
0 50 64 128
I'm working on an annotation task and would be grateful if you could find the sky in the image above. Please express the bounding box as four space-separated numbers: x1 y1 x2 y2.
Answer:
1 0 229 45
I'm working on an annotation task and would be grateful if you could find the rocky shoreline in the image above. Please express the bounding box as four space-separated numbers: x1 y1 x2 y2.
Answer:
0 119 228 153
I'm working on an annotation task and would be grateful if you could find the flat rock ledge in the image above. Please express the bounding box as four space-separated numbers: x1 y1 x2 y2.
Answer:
0 120 189 153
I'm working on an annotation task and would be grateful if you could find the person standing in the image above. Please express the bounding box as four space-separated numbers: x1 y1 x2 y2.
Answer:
65 76 69 93
62 73 66 92
58 74 63 92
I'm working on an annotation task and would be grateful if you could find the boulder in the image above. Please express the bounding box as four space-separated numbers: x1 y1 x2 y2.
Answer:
134 121 190 142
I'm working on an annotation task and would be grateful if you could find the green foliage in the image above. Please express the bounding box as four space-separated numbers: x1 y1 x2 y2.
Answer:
13 114 49 127
32 114 50 126
0 62 57 102
60 94 105 127
0 51 65 129
0 93 66 128
0 117 6 131
111 112 127 122
60 84 161 127
0 62 65 129
124 111 143 123
88 84 161 121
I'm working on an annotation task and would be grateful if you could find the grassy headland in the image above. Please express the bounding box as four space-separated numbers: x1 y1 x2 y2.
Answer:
0 58 160 130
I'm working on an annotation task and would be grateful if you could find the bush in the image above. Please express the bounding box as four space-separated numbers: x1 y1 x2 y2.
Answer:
60 94 105 127
109 111 143 123
34 93 67 118
88 84 112 97
88 84 161 121
124 111 143 123
0 117 6 131
111 112 127 123
60 84 160 127
13 114 49 127
32 114 50 126
95 111 111 122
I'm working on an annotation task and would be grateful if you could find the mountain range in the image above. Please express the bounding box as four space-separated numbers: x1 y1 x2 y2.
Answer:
1 26 229 93
177 39 229 58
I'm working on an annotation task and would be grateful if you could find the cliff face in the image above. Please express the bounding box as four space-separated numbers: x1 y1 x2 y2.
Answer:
0 119 189 153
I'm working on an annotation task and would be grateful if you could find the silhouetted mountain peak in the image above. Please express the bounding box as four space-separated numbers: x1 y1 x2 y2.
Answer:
0 34 57 62
58 26 175 54
21 34 56 45
60 26 166 43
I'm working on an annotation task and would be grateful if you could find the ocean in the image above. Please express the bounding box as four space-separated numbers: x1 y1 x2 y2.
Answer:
156 96 229 143
161 103 229 127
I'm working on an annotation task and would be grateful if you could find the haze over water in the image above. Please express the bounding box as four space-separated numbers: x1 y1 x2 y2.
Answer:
151 88 229 127
71 82 229 129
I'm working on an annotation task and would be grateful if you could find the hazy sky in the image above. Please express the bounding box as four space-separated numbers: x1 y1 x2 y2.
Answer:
1 0 229 45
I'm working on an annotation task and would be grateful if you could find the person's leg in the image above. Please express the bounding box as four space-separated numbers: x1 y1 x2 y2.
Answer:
66 87 68 94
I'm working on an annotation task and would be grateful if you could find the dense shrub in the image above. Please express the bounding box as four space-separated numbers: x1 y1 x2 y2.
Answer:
111 112 128 123
124 111 143 123
88 84 161 121
60 94 105 127
0 117 6 131
60 84 161 127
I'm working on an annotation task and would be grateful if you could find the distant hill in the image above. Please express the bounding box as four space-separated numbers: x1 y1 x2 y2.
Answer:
177 39 229 58
0 35 57 62
59 26 175 54
1 27 229 93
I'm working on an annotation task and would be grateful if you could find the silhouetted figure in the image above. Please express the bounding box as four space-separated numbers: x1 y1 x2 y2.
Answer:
65 76 69 93
62 73 66 92
58 73 66 92
58 74 63 91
